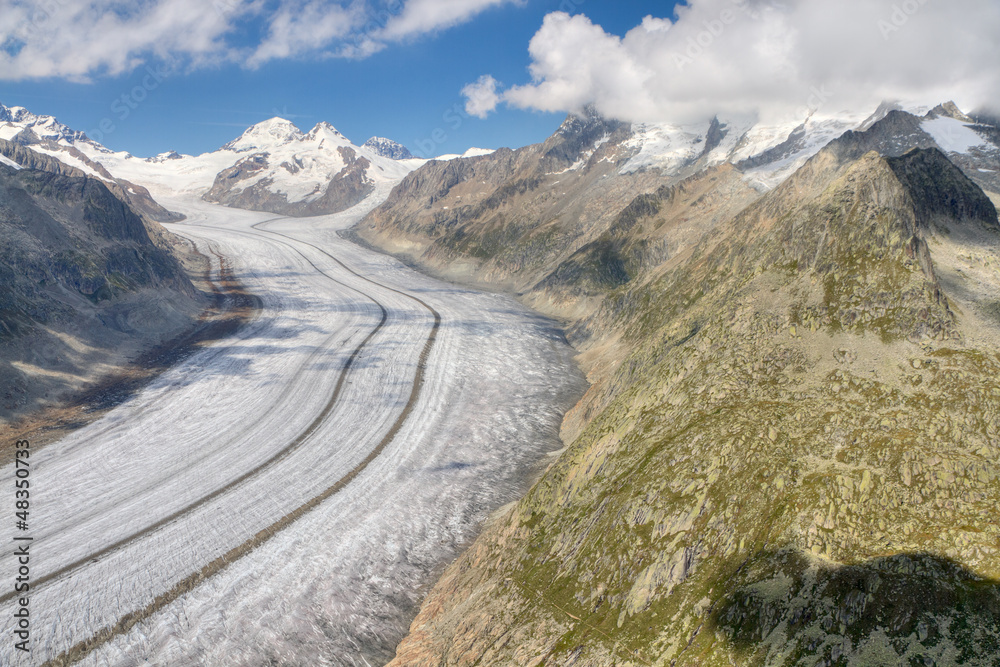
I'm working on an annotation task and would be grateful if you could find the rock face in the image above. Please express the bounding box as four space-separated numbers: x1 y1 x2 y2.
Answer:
0 163 203 421
362 109 1000 664
363 136 414 160
359 110 760 323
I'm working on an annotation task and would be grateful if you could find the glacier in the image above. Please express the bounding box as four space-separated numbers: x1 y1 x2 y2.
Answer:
0 193 585 666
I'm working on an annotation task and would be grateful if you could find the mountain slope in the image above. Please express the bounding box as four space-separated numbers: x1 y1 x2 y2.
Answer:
359 111 762 321
0 163 204 423
364 136 414 160
374 119 1000 663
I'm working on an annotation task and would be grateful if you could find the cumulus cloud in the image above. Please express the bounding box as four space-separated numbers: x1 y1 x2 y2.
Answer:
0 0 524 80
462 75 501 119
476 0 1000 125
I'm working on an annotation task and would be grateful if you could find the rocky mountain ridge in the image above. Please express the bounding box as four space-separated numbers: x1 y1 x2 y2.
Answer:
359 103 1000 325
361 105 1000 664
0 106 182 224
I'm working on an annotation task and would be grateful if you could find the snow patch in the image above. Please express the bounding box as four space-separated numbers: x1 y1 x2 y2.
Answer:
433 147 496 162
0 125 23 141
619 123 705 174
0 154 22 170
922 117 988 154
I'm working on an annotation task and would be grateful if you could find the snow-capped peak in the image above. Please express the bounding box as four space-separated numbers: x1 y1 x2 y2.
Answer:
0 104 34 123
146 150 185 163
927 101 974 123
306 121 351 148
0 102 89 144
223 118 307 152
308 121 344 138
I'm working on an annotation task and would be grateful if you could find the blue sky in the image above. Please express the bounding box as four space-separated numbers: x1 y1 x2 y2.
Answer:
1 0 995 158
0 1 676 157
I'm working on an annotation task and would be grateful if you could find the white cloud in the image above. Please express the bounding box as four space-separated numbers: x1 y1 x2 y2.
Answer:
486 0 1000 125
462 74 501 119
249 1 362 67
0 0 249 81
0 0 524 81
380 0 522 41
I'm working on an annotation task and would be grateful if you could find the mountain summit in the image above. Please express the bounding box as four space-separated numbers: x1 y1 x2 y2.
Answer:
202 118 421 216
222 117 307 152
0 103 89 144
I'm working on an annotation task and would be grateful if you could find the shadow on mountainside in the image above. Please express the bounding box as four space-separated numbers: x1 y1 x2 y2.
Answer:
709 549 1000 666
0 255 263 458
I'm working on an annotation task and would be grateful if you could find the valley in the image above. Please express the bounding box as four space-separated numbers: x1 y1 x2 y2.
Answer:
3 91 1000 665
0 195 584 665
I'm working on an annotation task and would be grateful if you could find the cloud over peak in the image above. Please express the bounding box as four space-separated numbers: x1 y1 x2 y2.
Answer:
468 0 1000 126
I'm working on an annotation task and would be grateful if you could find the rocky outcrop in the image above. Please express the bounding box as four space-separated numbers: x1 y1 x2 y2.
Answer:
0 136 87 177
841 108 1000 197
302 146 375 214
202 154 279 211
366 113 1000 664
887 148 999 230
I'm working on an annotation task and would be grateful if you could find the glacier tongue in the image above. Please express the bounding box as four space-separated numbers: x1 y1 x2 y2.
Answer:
0 153 22 170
